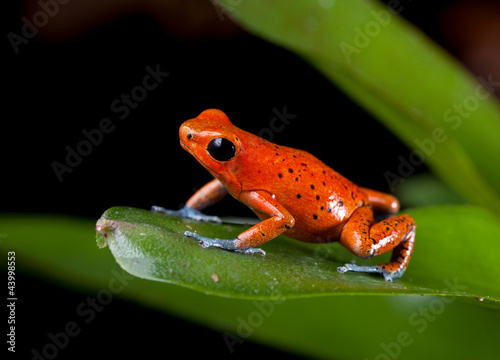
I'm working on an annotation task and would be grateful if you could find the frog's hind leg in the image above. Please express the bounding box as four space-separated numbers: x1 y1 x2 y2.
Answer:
337 205 416 282
359 187 400 217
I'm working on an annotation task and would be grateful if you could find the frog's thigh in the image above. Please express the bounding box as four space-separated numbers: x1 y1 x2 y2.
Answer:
359 187 400 214
339 205 415 281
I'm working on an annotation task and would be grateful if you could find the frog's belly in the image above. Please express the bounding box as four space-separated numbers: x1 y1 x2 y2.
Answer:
284 217 346 243
251 207 349 243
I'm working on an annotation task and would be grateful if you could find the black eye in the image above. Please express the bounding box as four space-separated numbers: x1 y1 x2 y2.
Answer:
207 138 235 161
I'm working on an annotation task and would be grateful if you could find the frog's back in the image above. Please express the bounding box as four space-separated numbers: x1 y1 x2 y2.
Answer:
236 136 368 243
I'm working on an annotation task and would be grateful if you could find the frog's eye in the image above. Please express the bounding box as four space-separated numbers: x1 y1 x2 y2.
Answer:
207 137 235 161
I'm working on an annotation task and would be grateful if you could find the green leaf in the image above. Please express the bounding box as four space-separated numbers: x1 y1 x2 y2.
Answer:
215 0 500 215
395 172 466 208
96 206 500 305
2 212 499 359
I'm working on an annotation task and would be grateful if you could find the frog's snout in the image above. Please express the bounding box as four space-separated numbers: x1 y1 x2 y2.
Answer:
179 122 195 151
179 123 192 141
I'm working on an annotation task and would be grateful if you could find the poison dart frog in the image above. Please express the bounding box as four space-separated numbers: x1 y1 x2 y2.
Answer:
153 109 416 282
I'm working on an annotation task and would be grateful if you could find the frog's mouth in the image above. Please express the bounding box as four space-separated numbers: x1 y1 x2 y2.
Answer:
179 138 190 153
179 139 219 177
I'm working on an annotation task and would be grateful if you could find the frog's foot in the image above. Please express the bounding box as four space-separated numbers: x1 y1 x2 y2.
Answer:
337 264 403 282
151 205 222 223
184 231 266 255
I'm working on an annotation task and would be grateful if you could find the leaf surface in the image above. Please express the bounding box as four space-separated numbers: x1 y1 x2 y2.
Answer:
2 211 499 359
96 206 500 305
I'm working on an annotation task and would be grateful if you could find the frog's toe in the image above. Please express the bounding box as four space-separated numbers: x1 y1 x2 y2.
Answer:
184 231 265 255
184 231 224 249
337 264 401 282
184 231 238 250
235 247 266 256
337 263 380 274
151 205 178 215
152 206 221 223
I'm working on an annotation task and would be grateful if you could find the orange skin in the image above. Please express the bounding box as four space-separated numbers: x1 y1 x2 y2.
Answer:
154 109 416 281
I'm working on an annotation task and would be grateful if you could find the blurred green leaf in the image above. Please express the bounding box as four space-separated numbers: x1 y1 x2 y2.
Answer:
215 0 500 215
96 206 500 305
395 172 466 208
2 211 500 359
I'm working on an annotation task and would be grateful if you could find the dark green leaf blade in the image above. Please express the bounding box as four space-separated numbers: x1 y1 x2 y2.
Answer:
97 205 500 305
1 213 499 359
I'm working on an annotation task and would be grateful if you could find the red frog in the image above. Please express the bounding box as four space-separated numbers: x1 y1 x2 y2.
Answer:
153 109 416 282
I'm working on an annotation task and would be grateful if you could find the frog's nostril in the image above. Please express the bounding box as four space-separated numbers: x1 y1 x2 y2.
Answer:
187 133 193 140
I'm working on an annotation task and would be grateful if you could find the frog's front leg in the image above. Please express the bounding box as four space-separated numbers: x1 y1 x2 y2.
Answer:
152 179 227 222
185 190 295 256
337 205 416 282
